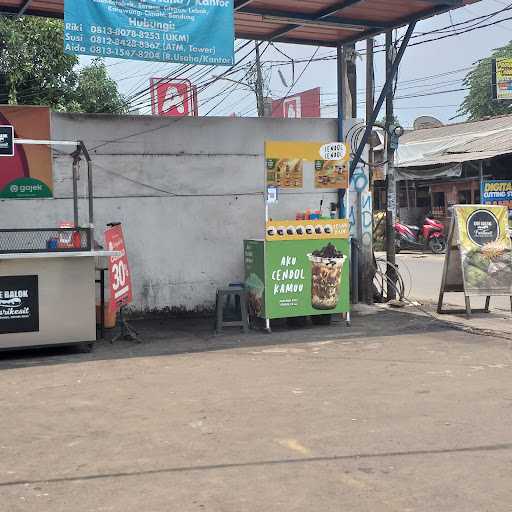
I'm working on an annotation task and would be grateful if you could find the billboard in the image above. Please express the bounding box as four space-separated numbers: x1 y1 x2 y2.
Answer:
492 58 512 100
272 87 321 118
64 0 234 66
0 106 53 199
150 78 198 117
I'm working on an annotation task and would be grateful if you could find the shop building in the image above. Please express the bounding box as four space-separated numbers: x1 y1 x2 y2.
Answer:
374 114 512 225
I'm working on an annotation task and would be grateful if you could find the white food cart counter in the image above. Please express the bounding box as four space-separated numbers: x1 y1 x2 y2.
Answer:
0 251 118 350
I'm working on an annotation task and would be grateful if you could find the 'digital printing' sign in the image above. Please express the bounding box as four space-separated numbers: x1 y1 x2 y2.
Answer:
64 0 234 66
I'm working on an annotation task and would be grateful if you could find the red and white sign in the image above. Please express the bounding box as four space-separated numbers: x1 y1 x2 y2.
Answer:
105 224 133 312
272 87 321 119
150 78 198 117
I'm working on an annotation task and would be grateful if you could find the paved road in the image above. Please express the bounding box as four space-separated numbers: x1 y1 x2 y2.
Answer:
377 251 512 312
1 312 512 511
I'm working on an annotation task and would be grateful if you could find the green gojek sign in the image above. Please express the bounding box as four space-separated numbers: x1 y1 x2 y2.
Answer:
0 178 53 199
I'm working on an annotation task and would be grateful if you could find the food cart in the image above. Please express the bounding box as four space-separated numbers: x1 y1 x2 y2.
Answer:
244 140 351 331
0 139 118 351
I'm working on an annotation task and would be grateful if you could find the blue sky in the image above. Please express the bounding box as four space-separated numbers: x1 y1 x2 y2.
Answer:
91 0 512 127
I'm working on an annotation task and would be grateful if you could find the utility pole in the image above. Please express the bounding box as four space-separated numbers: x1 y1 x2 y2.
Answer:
362 37 375 304
385 31 397 300
255 42 265 117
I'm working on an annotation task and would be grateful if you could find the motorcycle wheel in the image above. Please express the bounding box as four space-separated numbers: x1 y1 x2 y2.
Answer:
429 237 446 254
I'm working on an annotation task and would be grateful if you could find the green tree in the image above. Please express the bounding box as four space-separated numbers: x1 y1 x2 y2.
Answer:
0 16 78 109
459 41 512 120
73 58 128 114
0 17 126 114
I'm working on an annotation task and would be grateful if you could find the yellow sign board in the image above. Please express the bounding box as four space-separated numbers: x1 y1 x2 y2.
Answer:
495 58 512 100
265 141 349 162
266 219 350 241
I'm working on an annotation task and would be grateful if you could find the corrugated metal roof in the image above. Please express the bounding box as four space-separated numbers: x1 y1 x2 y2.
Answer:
0 0 480 47
396 114 512 168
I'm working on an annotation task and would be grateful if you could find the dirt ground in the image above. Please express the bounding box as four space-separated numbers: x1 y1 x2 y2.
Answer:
1 309 512 511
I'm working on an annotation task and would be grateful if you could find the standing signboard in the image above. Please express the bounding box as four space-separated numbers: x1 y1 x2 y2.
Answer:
0 275 39 334
481 180 512 211
64 0 234 66
0 106 53 199
105 225 133 312
438 205 512 316
150 78 198 117
492 58 512 100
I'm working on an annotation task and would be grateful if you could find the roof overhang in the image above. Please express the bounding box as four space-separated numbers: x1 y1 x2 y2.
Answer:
0 0 480 47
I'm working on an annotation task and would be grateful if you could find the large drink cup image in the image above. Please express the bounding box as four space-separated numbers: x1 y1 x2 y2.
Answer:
308 243 346 310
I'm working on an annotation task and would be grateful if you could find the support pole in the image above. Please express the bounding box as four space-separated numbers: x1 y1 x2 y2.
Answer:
80 142 95 246
255 42 265 118
479 160 484 200
337 43 346 219
349 22 417 177
385 31 397 301
72 148 80 229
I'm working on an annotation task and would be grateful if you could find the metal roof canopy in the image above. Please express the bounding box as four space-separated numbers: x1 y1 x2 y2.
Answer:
0 0 476 48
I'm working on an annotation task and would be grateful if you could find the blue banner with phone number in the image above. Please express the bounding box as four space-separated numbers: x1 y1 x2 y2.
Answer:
64 0 234 66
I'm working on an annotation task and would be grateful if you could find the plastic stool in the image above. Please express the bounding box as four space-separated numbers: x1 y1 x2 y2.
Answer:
215 286 249 334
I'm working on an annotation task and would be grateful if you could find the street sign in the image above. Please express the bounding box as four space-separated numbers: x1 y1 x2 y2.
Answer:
64 0 235 66
0 125 14 157
150 78 198 117
105 225 133 313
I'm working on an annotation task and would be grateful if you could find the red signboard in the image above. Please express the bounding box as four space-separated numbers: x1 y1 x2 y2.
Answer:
272 87 321 119
150 78 198 117
105 225 133 312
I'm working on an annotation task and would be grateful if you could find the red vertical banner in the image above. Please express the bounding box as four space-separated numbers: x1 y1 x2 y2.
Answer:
105 225 133 312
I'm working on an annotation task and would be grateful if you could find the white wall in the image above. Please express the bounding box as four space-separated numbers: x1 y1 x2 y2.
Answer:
1 113 341 314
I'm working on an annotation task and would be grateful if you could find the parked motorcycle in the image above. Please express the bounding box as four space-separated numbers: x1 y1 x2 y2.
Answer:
394 216 447 254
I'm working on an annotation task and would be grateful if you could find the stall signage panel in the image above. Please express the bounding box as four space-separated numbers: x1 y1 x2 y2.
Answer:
105 225 133 312
0 275 39 334
481 180 512 210
244 240 266 319
64 0 235 66
266 219 349 241
454 205 512 295
0 125 14 156
265 239 350 319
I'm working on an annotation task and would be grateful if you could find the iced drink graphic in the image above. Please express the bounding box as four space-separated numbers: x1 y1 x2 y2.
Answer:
308 243 346 310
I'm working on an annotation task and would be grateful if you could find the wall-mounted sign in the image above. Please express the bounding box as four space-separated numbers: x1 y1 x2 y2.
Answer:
105 225 133 313
64 0 234 66
0 275 39 334
0 125 14 157
272 88 321 118
265 140 349 190
266 185 278 204
481 180 512 210
150 78 198 117
492 58 512 100
0 106 53 199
